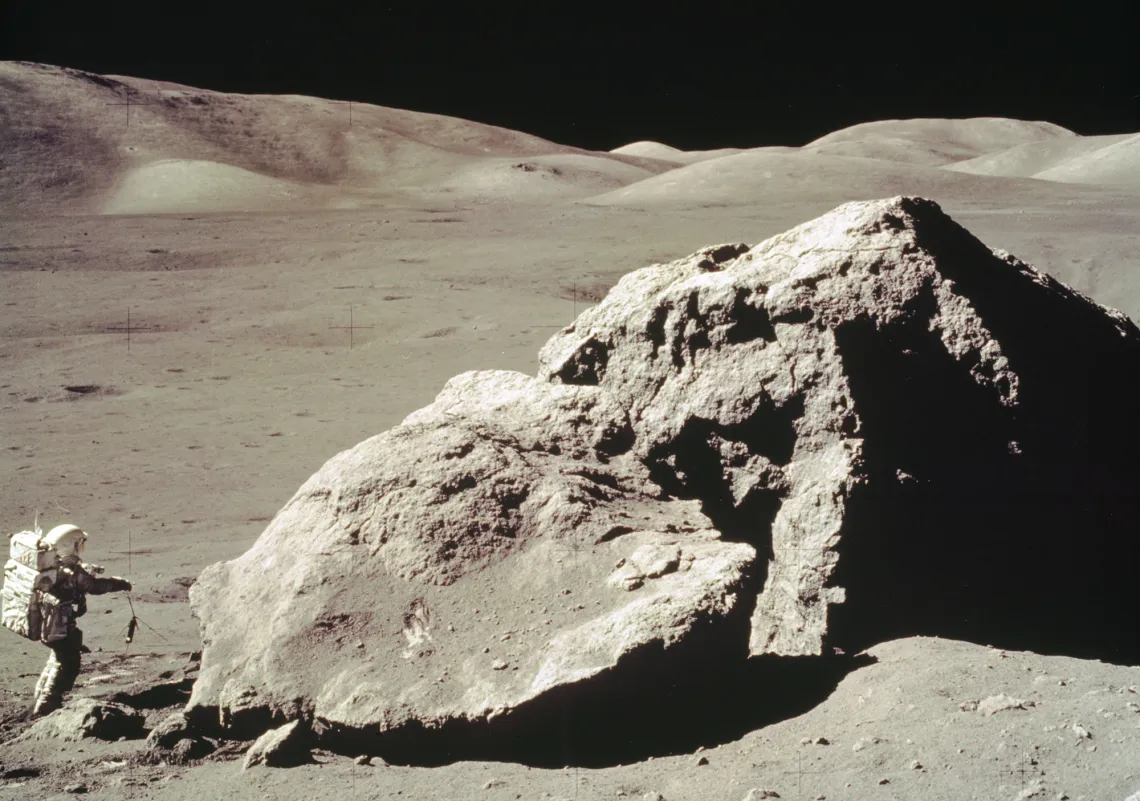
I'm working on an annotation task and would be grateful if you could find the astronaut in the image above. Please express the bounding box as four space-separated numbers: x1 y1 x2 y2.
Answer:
32 524 131 717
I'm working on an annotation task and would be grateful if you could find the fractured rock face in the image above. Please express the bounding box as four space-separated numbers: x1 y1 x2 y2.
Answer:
539 195 1140 662
188 196 1140 753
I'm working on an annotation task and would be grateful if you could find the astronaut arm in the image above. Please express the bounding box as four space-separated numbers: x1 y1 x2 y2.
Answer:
75 568 132 595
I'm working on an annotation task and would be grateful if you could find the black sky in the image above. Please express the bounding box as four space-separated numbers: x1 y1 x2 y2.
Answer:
3 9 1137 152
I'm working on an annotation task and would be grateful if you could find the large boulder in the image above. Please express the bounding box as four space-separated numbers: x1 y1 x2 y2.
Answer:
188 196 1140 753
538 195 1140 662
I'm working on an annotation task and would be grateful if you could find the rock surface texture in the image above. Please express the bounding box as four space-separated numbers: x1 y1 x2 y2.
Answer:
188 197 1140 754
17 699 145 742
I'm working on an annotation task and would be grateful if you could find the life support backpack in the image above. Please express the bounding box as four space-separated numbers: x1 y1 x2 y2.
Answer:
1 526 59 641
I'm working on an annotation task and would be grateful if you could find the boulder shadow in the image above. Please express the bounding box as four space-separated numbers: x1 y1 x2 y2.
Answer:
827 234 1140 667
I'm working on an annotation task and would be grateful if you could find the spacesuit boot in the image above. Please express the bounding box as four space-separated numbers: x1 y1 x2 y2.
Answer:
31 630 82 718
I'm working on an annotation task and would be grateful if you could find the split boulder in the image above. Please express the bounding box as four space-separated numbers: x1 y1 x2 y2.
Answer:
187 196 1140 751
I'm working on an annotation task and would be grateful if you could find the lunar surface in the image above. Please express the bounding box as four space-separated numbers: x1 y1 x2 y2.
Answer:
2 61 1139 800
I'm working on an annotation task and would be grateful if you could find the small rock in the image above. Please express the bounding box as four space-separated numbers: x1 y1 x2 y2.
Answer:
696 755 709 766
878 778 890 785
492 661 509 671
958 700 979 712
812 736 829 746
146 712 191 750
910 760 923 770
641 794 665 801
742 791 780 800
852 736 880 751
355 755 372 766
1070 723 1092 740
65 785 87 795
170 737 213 762
977 694 1033 716
483 779 507 789
20 699 145 742
243 720 313 769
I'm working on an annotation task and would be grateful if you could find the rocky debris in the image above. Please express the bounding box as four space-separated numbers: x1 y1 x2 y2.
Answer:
17 699 145 742
242 720 313 769
978 694 1034 716
743 790 781 800
188 196 1140 753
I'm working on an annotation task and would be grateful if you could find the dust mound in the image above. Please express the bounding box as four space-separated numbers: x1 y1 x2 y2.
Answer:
942 133 1136 179
430 153 656 200
610 141 686 162
585 150 1054 209
103 159 310 214
188 197 1140 759
1032 133 1140 185
802 117 1075 166
610 140 757 165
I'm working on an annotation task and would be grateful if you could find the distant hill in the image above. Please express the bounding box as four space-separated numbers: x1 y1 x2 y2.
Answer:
2 62 1130 215
0 61 669 215
943 134 1135 179
802 117 1075 166
1032 133 1140 186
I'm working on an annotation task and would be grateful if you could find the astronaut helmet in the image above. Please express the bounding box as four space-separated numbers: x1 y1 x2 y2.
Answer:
43 524 87 562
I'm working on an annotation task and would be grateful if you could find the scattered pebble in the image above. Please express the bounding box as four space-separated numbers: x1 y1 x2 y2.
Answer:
977 694 1033 716
1070 723 1092 740
1014 780 1046 800
877 778 890 785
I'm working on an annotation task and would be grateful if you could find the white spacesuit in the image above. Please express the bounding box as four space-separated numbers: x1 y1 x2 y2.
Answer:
32 524 131 717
